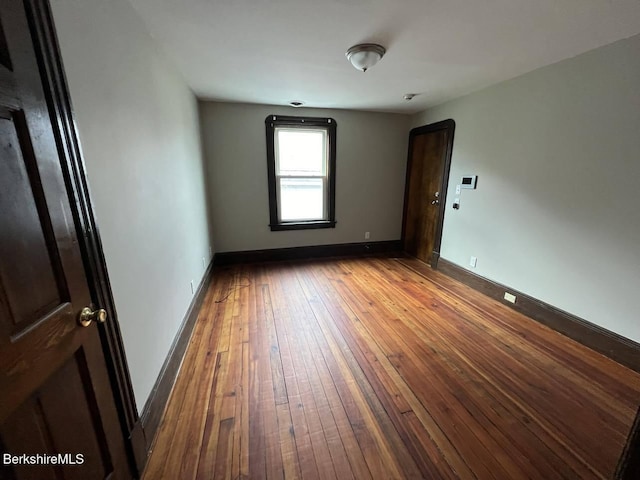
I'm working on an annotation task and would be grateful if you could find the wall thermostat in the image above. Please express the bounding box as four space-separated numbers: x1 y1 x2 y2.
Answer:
461 175 477 189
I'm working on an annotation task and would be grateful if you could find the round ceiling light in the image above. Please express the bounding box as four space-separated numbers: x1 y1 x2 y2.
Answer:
346 44 386 72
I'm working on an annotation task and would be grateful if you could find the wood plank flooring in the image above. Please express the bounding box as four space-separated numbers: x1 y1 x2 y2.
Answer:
142 257 640 479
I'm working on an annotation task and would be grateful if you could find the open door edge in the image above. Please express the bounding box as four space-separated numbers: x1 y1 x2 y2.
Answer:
28 0 145 475
616 406 640 479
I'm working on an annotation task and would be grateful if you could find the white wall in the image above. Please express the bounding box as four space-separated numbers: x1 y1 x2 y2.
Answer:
413 34 640 343
51 0 213 409
200 102 409 252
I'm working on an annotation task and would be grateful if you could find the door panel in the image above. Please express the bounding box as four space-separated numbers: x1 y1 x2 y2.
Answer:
1 349 112 480
0 1 131 478
402 120 455 266
0 108 69 334
616 406 640 479
404 130 447 263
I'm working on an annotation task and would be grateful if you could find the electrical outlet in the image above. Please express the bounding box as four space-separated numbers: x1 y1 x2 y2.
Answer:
504 292 517 304
364 231 370 240
469 256 477 268
456 184 461 194
190 280 194 295
202 256 206 269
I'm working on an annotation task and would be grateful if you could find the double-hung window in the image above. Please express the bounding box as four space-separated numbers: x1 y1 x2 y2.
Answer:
265 115 336 231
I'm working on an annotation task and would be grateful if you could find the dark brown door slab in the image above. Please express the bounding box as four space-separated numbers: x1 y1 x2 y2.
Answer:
617 407 640 479
402 120 455 267
0 1 131 478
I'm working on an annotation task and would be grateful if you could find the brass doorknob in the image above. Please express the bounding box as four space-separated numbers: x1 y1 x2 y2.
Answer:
78 307 107 327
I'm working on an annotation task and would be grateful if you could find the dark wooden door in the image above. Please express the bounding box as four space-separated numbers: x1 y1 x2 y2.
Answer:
402 120 454 266
616 406 640 479
0 1 131 479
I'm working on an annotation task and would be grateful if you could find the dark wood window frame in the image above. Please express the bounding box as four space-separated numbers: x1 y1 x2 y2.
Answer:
265 115 337 231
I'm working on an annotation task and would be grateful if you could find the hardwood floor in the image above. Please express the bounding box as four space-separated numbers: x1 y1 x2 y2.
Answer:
142 257 640 479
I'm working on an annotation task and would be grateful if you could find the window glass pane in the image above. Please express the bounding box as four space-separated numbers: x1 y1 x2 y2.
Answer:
276 129 325 176
279 177 324 221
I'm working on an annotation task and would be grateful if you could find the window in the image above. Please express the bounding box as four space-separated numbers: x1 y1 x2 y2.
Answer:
265 115 336 231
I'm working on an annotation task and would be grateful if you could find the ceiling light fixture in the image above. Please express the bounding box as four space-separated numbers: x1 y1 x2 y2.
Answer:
346 43 386 72
289 101 304 107
403 93 417 101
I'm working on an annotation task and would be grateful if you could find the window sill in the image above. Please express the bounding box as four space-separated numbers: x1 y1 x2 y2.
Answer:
269 220 336 232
